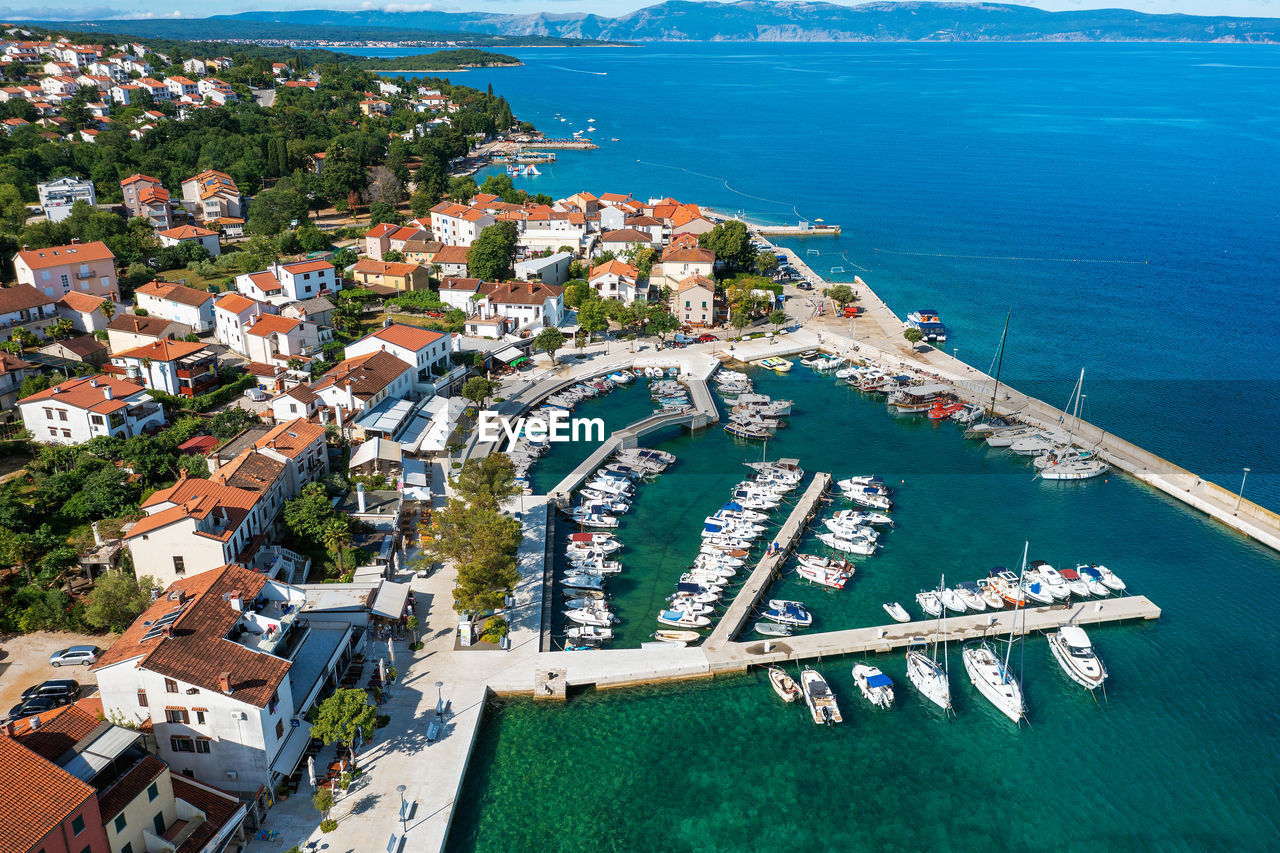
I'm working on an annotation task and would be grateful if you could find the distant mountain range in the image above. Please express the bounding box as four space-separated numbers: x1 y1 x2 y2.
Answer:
104 1 1280 44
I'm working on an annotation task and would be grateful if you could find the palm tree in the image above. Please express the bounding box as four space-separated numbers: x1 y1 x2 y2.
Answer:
321 519 352 577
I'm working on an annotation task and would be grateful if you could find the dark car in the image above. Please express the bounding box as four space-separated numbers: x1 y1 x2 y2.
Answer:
21 679 81 704
797 281 814 291
7 696 59 721
697 334 718 343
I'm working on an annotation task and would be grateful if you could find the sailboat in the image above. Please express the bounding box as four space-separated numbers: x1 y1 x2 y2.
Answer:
966 309 1011 436
962 545 1029 723
1037 368 1109 481
906 576 952 711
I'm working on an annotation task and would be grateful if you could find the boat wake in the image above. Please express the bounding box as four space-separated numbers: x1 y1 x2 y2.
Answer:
548 65 608 76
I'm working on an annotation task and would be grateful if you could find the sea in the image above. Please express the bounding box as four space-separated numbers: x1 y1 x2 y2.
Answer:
352 44 1280 850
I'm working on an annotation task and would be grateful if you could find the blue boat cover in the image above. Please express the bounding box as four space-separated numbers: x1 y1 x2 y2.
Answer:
677 582 702 593
1081 566 1101 578
723 501 743 512
866 672 893 688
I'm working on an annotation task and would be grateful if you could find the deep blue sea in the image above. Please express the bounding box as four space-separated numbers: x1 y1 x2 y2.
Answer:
351 44 1280 850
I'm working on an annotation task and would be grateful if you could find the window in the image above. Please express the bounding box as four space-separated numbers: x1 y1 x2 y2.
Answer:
114 814 127 832
195 709 205 724
137 689 148 707
195 738 211 754
169 736 194 752
268 691 279 714
57 410 67 421
172 556 185 575
165 707 189 724
91 415 104 426
147 782 159 801
61 430 70 438
48 428 58 437
71 814 85 835
43 407 53 420
275 719 284 739
165 678 178 693
122 844 134 853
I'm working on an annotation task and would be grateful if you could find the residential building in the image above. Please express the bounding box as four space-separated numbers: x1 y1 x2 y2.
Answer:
0 283 59 336
589 259 643 304
109 339 220 397
363 223 426 259
281 296 335 329
134 281 215 333
120 173 173 228
180 170 243 222
599 227 660 258
0 352 38 421
106 314 191 353
431 244 469 278
254 417 329 495
477 281 565 330
213 293 272 355
311 351 415 417
14 240 119 300
344 323 452 385
349 259 430 293
18 374 164 445
56 291 115 333
673 274 717 327
39 335 109 368
157 225 221 257
242 314 330 369
36 176 96 222
235 260 337 305
269 385 321 424
91 565 358 798
163 75 199 99
429 202 494 247
514 252 572 286
0 731 109 853
654 241 716 289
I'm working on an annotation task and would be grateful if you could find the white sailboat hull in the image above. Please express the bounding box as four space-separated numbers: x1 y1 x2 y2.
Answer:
963 645 1025 723
906 650 952 710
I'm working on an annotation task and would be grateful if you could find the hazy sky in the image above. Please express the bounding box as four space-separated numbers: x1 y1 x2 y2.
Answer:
4 0 1278 23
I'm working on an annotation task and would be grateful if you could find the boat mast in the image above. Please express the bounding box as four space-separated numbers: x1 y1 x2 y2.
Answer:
987 310 1011 417
1004 542 1029 675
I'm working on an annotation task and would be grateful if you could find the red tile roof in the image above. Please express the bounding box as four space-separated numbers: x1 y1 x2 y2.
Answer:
19 374 142 413
170 777 244 853
363 323 446 351
600 228 654 244
214 293 258 314
281 260 333 275
245 315 301 338
256 418 325 459
313 350 411 399
57 290 108 314
0 736 97 853
97 754 166 821
590 259 638 280
248 272 281 293
17 240 114 269
113 338 207 362
136 280 213 307
159 225 216 240
0 283 56 314
352 259 420 278
432 245 469 265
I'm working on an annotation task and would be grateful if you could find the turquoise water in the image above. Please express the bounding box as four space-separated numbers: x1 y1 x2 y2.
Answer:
448 366 1280 850
353 43 1280 849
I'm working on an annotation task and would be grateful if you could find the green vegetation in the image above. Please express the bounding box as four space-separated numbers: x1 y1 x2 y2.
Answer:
903 327 925 346
829 284 858 309
358 50 522 70
83 572 161 633
461 376 497 410
466 221 520 281
699 220 755 274
309 688 378 770
533 327 566 364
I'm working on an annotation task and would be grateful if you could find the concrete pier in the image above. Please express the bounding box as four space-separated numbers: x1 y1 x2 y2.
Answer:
705 473 831 650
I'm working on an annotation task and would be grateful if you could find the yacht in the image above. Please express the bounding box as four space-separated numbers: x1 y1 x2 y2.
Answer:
567 509 619 528
852 664 895 709
962 642 1026 723
565 607 616 627
1038 458 1110 480
1028 561 1070 600
561 574 606 591
1090 563 1127 591
1059 567 1092 597
985 426 1042 448
801 667 843 725
844 487 893 510
817 530 878 555
831 508 893 527
906 648 952 711
1077 565 1111 596
1048 626 1108 689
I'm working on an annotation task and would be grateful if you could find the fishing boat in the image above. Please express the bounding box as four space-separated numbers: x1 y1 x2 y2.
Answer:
1059 567 1092 597
915 590 942 618
656 609 711 629
1048 626 1109 690
565 607 616 627
766 666 802 702
817 530 877 555
801 667 842 725
987 570 1026 606
725 422 770 440
567 625 613 642
754 621 793 637
852 664 895 709
963 545 1029 723
883 602 911 623
762 600 813 627
795 554 854 589
654 630 701 643
1077 565 1111 596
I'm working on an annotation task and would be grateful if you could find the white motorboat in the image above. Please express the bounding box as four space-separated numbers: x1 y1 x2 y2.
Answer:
1020 578 1055 605
657 609 710 628
566 559 622 576
1058 567 1092 597
837 474 884 489
669 589 719 605
845 488 893 511
852 664 895 710
561 574 605 591
963 642 1026 723
754 621 793 637
666 599 713 617
1028 561 1070 600
1008 434 1058 456
1048 626 1108 689
678 574 723 594
984 426 1041 448
976 578 1006 609
906 649 952 711
567 531 620 550
1076 565 1111 596
831 508 894 527
565 597 607 610
767 666 802 703
795 554 853 589
915 590 942 617
817 531 877 556
801 667 842 725
953 582 987 611
565 607 616 627
568 510 618 528
939 587 969 614
1091 563 1126 591
883 602 911 623
567 625 613 642
823 517 882 541
694 551 744 569
764 599 812 626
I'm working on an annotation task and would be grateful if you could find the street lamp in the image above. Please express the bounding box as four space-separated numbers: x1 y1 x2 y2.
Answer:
1236 467 1251 512
396 784 407 834
435 681 445 717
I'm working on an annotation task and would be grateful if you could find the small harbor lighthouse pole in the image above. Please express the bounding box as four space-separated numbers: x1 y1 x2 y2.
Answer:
1235 467 1251 512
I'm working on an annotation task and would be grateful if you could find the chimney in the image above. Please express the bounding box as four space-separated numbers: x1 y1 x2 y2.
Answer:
228 590 243 611
356 482 366 513
92 521 102 546
89 377 98 388
218 672 233 694
70 237 80 245
3 721 15 737
103 385 113 400
28 716 41 730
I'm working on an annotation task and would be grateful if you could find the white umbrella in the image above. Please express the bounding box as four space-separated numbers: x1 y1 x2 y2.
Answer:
387 636 395 670
307 756 316 788
378 657 386 685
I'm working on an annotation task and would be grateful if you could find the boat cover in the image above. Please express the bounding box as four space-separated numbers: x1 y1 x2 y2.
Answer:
1060 568 1080 579
677 582 703 593
570 533 595 542
1080 566 1102 578
866 672 893 688
722 501 743 512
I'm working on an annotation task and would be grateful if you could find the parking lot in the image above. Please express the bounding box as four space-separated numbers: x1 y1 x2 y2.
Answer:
0 630 111 712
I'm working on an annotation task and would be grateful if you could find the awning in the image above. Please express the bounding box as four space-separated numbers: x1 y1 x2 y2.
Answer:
348 437 403 470
270 721 312 777
494 346 525 364
371 580 411 620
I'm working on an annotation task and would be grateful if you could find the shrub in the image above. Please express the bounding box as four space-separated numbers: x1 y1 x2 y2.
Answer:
320 819 338 833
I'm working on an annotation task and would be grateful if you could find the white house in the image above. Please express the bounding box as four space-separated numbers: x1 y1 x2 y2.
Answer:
599 227 660 259
214 292 273 355
310 351 416 416
91 565 357 798
514 252 572 286
18 374 165 445
242 314 330 369
236 260 337 305
477 281 565 330
344 323 452 385
589 259 643 304
134 280 215 333
429 201 494 247
0 283 59 336
55 290 116 333
36 176 95 222
438 277 485 313
269 385 321 424
109 338 220 397
157 224 221 257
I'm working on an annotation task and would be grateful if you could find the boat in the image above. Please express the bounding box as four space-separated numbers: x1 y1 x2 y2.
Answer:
915 590 942 617
1008 434 1058 456
766 666 801 702
567 509 619 528
800 667 842 725
883 602 911 623
1047 626 1109 690
987 570 1026 606
1059 567 1092 597
641 640 685 649
1039 458 1110 480
567 625 613 641
654 630 700 643
906 647 952 711
905 309 947 342
1020 578 1054 605
656 609 711 628
985 426 1042 448
844 487 893 511
1090 563 1126 591
963 545 1029 723
565 597 607 610
836 474 888 490
725 422 770 440
953 582 987 611
939 587 969 614
852 664 895 709
1027 561 1070 600
754 621 793 637
561 574 606 591
566 560 622 576
568 532 621 549
761 600 812 627
607 371 633 384
927 399 968 420
1077 565 1111 596
756 356 793 373
817 530 877 556
565 607 616 627
888 383 951 415
795 554 854 589
976 578 1006 609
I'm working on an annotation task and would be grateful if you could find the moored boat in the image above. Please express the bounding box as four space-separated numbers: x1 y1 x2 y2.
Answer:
852 664 895 709
656 609 711 629
883 602 911 622
801 667 843 725
766 666 802 702
963 642 1026 723
567 625 613 641
1048 626 1109 690
654 630 701 644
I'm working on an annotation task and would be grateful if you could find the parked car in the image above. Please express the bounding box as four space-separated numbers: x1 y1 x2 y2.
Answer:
7 696 59 721
797 281 813 290
20 679 80 704
243 387 268 402
697 334 718 343
48 646 100 667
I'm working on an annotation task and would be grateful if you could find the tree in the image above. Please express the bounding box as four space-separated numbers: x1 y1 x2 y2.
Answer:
84 573 160 633
768 309 789 331
363 166 405 207
755 251 779 275
211 407 261 438
466 221 518 281
368 202 402 227
284 482 341 542
577 299 608 342
312 788 334 820
646 304 680 341
730 309 751 334
0 184 28 232
453 454 519 510
309 688 377 770
903 327 925 348
18 373 50 399
381 249 404 263
8 327 37 354
533 327 565 364
699 220 754 273
562 280 593 309
321 518 352 578
461 376 496 410
829 284 857 309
